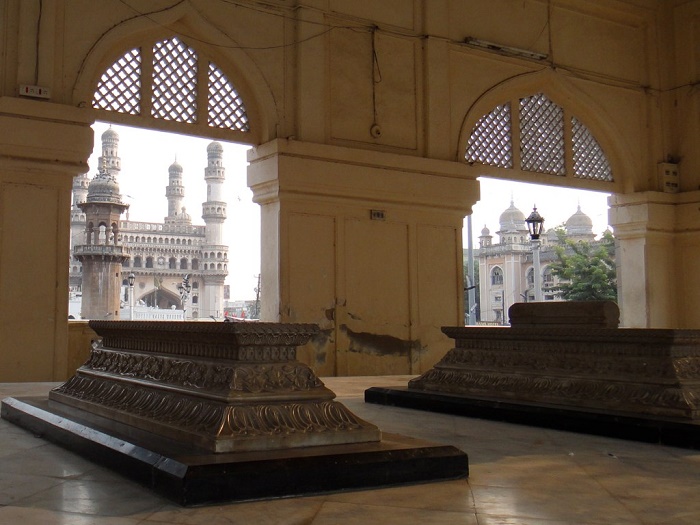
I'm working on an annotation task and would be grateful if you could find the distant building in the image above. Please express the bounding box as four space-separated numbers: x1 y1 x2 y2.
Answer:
476 200 606 324
69 128 229 320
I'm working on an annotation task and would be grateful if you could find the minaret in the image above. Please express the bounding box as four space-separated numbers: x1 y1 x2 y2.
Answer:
165 159 184 219
200 141 228 318
74 128 129 319
69 170 90 290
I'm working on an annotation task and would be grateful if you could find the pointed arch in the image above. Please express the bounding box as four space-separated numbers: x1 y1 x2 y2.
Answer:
72 2 276 144
458 70 628 192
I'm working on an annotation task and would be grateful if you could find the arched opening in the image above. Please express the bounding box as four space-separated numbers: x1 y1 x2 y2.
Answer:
462 87 619 325
140 286 181 310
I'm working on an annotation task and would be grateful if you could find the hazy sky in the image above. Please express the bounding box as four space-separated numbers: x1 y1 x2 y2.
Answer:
87 122 610 299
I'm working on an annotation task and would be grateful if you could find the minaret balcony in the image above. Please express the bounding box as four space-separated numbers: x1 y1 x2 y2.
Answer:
74 244 130 262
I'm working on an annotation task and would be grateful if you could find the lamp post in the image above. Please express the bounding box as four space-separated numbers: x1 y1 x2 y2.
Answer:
177 274 192 321
127 272 135 320
525 206 545 302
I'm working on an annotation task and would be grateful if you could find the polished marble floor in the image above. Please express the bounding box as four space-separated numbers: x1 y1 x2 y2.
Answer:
1 376 699 524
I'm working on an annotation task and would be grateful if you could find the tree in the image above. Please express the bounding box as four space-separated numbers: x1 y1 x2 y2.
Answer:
550 231 617 301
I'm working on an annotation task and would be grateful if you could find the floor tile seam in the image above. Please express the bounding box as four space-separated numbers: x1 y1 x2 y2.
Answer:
318 494 477 515
6 478 75 509
474 510 644 525
579 469 651 524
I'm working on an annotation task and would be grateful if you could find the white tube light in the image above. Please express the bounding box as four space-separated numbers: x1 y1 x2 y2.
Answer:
464 37 548 61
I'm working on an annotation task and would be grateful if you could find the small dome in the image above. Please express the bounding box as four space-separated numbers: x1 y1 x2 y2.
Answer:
169 159 183 173
545 228 559 242
207 141 223 155
565 205 594 236
101 127 118 142
86 171 122 203
175 206 192 223
498 200 527 233
480 225 491 236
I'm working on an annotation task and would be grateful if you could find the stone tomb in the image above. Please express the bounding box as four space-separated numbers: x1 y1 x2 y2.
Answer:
367 302 700 448
2 321 468 505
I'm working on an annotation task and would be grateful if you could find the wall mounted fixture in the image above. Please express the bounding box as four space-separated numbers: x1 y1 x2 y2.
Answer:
464 37 548 61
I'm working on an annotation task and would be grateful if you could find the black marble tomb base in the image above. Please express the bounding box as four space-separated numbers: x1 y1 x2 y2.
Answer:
365 386 700 450
1 396 469 506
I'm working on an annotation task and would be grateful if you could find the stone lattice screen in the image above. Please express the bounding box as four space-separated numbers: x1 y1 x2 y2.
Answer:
93 37 250 134
466 93 613 183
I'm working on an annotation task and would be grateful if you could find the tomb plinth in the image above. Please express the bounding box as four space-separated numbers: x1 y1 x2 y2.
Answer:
49 321 380 452
2 321 468 505
366 302 700 448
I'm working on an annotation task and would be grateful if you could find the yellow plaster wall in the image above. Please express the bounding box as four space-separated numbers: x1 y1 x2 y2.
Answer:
1 0 700 379
249 139 475 375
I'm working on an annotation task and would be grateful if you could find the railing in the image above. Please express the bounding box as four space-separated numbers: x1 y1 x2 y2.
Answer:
73 245 129 257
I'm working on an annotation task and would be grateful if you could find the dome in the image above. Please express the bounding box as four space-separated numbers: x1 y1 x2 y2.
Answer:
175 206 192 223
101 127 118 142
86 171 122 203
565 205 594 236
498 200 527 233
169 159 183 173
480 225 491 236
207 141 223 155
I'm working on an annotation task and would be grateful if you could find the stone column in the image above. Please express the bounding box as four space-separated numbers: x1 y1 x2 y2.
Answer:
0 97 93 381
609 191 700 328
248 139 479 376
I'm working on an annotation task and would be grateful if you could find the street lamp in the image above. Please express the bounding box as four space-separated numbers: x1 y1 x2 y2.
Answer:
127 272 135 320
177 274 192 320
525 206 545 302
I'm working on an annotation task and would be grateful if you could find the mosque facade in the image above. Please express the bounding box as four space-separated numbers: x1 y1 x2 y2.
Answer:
477 200 605 324
69 129 229 320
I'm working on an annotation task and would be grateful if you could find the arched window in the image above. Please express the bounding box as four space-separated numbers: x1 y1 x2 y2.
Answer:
526 268 534 286
192 259 199 270
543 266 554 285
133 256 142 268
466 93 613 182
180 258 188 270
192 296 198 304
169 257 177 269
92 36 250 133
217 252 222 259
98 224 107 244
491 267 504 286
192 282 199 289
146 256 154 268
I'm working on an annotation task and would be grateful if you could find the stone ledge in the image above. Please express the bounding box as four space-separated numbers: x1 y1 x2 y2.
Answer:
365 387 700 449
1 396 469 506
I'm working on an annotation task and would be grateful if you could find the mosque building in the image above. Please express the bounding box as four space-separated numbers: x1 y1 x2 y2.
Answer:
69 128 229 320
477 199 607 324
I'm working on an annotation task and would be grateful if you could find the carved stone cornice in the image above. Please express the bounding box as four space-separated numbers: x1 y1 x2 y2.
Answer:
88 320 320 360
81 345 326 401
52 375 375 452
